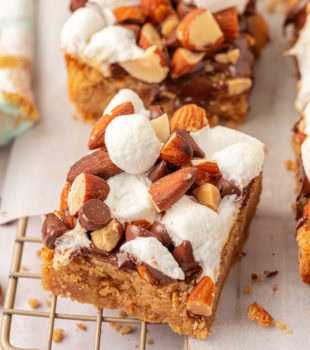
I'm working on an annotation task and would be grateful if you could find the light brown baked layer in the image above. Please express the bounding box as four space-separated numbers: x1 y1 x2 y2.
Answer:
41 174 262 339
65 55 250 124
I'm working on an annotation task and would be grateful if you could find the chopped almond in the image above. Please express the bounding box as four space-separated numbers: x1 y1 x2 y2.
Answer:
28 298 40 309
53 329 64 343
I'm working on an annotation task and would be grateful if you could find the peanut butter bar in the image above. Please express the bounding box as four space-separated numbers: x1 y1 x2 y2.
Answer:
0 0 39 146
41 90 264 339
287 0 310 285
61 0 268 123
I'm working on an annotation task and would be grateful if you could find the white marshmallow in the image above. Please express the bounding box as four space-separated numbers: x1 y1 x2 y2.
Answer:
191 125 263 160
105 173 156 223
105 114 161 174
0 26 33 59
212 142 264 190
288 15 310 111
104 89 150 118
121 237 185 280
302 137 310 181
183 0 249 14
54 230 90 268
84 25 143 66
88 0 141 10
61 7 106 55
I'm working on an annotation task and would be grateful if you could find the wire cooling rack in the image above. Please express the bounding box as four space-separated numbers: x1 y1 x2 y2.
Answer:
0 217 190 350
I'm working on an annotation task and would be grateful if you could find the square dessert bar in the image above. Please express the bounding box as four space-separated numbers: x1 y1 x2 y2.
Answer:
62 0 268 123
41 89 264 339
287 0 310 284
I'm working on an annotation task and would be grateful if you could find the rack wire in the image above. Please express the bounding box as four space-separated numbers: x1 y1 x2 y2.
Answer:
0 217 190 350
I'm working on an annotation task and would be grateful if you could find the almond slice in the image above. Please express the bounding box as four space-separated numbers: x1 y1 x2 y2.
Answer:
186 276 215 317
88 102 135 150
171 48 205 79
193 183 221 211
68 173 110 216
139 22 164 50
214 7 239 42
67 150 122 183
192 160 221 186
160 132 193 166
150 113 170 142
148 167 196 212
91 219 123 252
170 104 208 132
176 9 224 51
120 46 169 83
113 6 146 24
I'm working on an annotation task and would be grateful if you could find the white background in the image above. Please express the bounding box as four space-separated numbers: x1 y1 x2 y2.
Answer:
1 0 310 349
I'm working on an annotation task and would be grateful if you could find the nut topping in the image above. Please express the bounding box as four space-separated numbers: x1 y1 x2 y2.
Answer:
193 183 221 211
247 302 273 327
161 14 179 36
150 113 170 142
148 167 196 212
60 183 72 214
192 160 221 186
113 6 146 24
67 150 122 183
186 276 215 317
141 0 174 24
68 173 110 216
42 213 67 249
176 9 224 51
88 102 135 150
213 8 240 42
170 104 208 132
139 22 164 50
171 48 205 79
160 132 193 166
120 46 169 83
91 219 123 252
78 199 111 231
227 78 252 96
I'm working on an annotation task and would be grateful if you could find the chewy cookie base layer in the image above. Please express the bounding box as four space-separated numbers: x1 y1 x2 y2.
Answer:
42 175 262 339
66 55 250 125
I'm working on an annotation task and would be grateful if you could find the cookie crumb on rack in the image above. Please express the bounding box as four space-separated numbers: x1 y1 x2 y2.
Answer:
36 250 42 259
243 285 253 295
45 299 51 307
264 270 278 278
109 322 121 332
274 321 291 334
285 159 296 172
119 325 133 335
53 329 64 343
20 265 28 271
28 298 40 309
76 323 87 331
146 339 153 345
248 302 273 327
118 310 127 318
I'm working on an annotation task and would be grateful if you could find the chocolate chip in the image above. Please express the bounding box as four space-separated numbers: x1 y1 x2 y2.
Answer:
42 213 67 249
120 24 141 40
175 129 205 158
148 161 169 183
150 105 165 120
70 0 87 12
217 177 241 197
150 222 173 247
172 240 200 273
78 199 111 231
125 225 153 241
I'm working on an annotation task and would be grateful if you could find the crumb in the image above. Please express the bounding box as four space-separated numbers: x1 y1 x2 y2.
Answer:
285 159 296 172
273 284 278 295
307 311 310 315
291 203 297 211
274 321 291 334
36 250 42 259
243 285 253 295
146 339 153 345
264 270 278 278
251 273 258 281
76 323 87 331
226 120 236 129
28 298 40 309
20 266 28 271
118 310 127 318
53 329 64 343
45 300 51 307
109 322 121 332
247 302 273 327
119 325 133 335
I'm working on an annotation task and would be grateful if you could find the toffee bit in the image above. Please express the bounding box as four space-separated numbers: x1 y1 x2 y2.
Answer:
264 270 278 278
53 329 64 343
248 302 273 327
28 298 40 309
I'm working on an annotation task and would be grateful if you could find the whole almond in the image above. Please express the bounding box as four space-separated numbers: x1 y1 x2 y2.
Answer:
170 104 208 132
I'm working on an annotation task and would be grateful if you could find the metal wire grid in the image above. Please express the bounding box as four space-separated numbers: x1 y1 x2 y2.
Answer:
0 217 190 350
